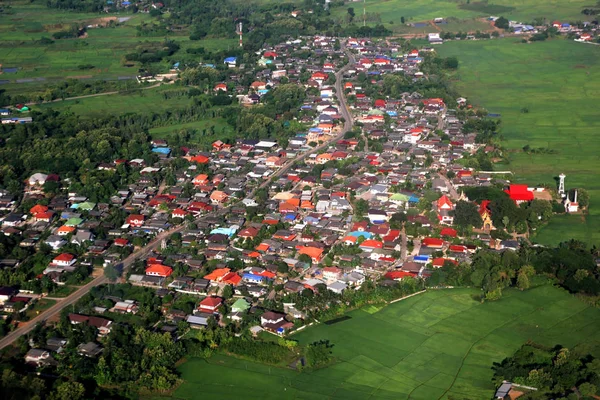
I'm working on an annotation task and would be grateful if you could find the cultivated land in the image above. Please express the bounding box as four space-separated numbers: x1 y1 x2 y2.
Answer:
327 0 589 33
0 2 236 97
437 38 600 246
172 286 600 399
38 85 195 116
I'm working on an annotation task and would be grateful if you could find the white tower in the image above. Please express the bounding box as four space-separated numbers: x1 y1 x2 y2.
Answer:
237 21 243 47
558 173 566 197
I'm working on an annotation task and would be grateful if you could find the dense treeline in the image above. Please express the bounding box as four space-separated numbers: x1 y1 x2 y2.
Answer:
428 240 600 300
493 342 600 398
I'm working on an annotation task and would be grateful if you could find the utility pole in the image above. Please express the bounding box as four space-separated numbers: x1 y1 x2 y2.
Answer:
363 0 366 27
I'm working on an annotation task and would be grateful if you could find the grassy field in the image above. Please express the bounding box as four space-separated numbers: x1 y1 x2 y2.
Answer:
437 38 600 246
38 85 194 117
171 286 600 399
328 0 589 30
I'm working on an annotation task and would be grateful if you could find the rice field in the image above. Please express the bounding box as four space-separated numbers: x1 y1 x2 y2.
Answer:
437 38 600 247
172 286 600 399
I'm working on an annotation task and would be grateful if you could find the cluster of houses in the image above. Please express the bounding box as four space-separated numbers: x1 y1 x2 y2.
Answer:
0 105 32 124
0 36 557 345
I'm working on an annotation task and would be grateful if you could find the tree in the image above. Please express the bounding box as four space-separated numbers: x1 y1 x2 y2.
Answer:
103 264 120 282
305 340 334 368
576 188 590 208
298 254 312 265
453 201 483 228
347 7 355 22
495 16 509 29
517 270 530 291
484 287 502 301
579 383 597 397
443 57 459 69
52 381 85 400
353 199 369 219
222 285 233 299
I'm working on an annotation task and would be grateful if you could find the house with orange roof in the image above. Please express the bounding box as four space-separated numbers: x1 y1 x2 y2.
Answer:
317 123 334 133
145 264 173 277
30 204 49 215
34 211 54 223
279 202 297 214
298 246 324 263
273 230 296 241
437 195 453 211
192 174 209 186
300 200 314 210
222 272 242 286
255 242 271 252
214 83 227 92
359 239 383 252
342 236 357 245
315 153 332 164
210 190 228 204
265 156 285 168
189 154 210 164
204 268 231 282
57 225 76 236
250 81 267 91
212 140 225 151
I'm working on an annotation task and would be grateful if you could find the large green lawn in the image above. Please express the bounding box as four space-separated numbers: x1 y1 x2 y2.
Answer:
437 38 600 247
172 286 600 399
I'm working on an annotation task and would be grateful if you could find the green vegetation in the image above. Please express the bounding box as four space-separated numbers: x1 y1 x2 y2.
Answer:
173 286 600 399
493 342 600 398
437 38 600 247
37 86 195 117
328 0 589 33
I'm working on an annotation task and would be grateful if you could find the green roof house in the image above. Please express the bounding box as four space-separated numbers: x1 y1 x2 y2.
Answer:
231 298 250 313
65 217 84 227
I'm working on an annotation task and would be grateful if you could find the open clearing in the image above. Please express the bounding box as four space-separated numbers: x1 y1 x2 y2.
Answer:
171 286 600 399
437 38 600 247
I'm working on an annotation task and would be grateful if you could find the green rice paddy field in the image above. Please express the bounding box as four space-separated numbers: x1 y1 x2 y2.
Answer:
437 38 600 247
171 286 600 399
326 0 589 33
0 3 236 95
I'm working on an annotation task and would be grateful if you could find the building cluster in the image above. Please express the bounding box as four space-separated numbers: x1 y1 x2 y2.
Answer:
0 36 557 344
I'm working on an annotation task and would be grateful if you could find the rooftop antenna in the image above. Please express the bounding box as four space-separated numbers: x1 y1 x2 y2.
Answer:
558 173 566 198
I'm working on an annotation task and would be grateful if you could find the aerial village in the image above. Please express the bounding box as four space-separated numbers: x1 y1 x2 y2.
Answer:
0 36 579 364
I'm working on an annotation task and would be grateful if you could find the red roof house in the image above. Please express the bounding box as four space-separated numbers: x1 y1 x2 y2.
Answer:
385 271 415 280
126 214 145 228
440 227 457 238
504 184 534 203
198 296 223 314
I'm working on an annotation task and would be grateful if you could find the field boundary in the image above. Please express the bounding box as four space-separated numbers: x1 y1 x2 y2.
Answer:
389 289 427 304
